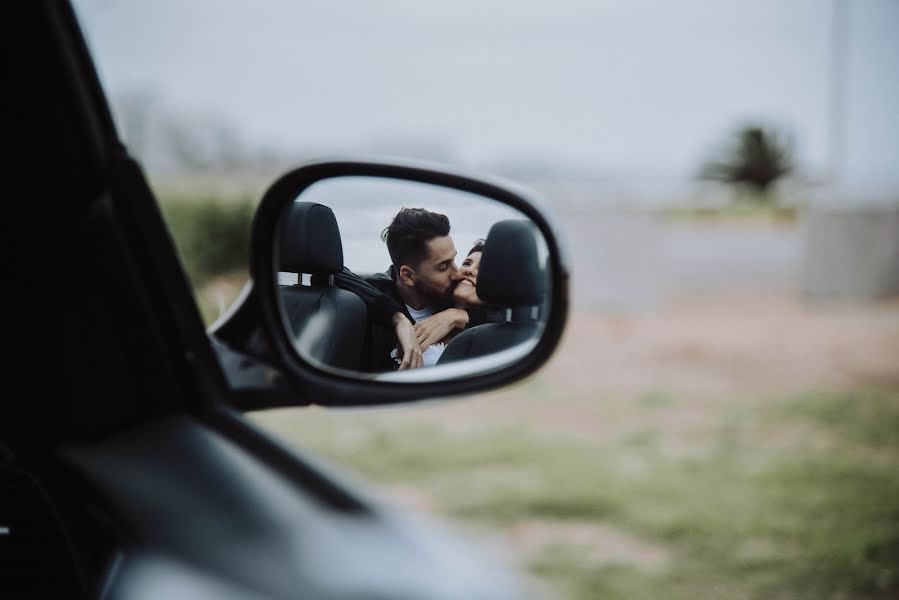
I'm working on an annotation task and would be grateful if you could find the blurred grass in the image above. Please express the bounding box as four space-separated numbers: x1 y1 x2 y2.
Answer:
157 193 254 324
158 193 253 285
251 386 899 600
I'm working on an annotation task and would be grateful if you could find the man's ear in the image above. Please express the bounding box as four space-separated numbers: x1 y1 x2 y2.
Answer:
398 265 416 287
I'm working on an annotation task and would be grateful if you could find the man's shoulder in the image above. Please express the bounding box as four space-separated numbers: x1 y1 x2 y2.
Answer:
362 268 396 291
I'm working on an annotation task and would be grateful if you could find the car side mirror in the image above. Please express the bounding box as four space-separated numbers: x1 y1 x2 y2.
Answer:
211 160 570 408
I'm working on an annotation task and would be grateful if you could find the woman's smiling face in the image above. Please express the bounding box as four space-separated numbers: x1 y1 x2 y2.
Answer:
452 250 483 308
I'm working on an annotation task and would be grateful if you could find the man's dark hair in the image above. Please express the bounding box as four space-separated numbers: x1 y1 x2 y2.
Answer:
381 208 451 269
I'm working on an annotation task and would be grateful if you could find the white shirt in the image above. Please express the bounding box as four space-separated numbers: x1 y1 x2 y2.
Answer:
390 304 446 367
406 304 435 322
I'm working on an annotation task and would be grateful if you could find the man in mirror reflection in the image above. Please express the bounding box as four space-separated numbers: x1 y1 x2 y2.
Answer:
336 208 489 371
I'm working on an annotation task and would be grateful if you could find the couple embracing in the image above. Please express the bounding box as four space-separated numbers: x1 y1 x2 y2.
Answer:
337 207 489 371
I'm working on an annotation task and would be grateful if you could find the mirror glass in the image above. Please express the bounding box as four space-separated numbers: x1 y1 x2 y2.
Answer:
273 176 552 381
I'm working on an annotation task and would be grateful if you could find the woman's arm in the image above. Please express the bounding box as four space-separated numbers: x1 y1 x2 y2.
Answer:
413 305 494 349
413 308 469 350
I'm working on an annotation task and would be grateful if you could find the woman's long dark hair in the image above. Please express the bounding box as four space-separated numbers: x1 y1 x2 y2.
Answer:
466 239 486 256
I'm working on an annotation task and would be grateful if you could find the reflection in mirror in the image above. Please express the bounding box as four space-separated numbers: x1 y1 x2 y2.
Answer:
274 176 550 381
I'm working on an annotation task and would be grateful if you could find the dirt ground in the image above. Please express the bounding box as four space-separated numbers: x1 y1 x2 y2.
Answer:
549 293 899 399
382 292 899 442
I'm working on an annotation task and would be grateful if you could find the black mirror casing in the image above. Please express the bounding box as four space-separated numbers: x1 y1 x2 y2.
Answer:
213 159 570 408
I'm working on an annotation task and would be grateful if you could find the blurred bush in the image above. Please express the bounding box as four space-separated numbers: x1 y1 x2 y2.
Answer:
699 124 794 203
158 193 254 285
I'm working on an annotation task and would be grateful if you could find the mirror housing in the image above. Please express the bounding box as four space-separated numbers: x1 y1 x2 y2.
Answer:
211 159 570 408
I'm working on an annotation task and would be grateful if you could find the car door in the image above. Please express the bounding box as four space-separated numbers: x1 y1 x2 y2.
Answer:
2 2 554 598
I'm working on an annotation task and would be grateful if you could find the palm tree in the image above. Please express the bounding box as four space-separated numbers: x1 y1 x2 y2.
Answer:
700 125 794 202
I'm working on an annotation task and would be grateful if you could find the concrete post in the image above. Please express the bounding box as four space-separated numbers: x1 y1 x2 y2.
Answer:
800 203 899 299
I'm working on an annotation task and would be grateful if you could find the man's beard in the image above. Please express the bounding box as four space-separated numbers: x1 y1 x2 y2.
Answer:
414 278 454 303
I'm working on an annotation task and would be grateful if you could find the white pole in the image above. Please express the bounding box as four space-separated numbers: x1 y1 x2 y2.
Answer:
830 0 849 195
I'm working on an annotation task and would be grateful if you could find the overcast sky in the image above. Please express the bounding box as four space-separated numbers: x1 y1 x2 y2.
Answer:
74 0 899 193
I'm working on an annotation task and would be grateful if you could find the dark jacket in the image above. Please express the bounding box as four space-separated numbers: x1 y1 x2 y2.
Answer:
332 266 488 372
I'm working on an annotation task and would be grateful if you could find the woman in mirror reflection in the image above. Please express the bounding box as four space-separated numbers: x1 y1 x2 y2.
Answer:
410 239 489 361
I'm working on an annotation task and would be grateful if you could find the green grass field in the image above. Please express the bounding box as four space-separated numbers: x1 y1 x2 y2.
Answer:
662 203 798 224
251 385 899 600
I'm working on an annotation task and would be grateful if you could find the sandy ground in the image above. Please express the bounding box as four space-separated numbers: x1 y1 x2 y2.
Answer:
548 293 899 399
353 289 899 501
389 292 899 435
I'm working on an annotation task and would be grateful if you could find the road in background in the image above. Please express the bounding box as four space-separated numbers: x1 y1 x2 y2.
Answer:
557 208 800 310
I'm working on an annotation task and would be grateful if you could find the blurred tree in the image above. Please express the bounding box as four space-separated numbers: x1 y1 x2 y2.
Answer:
700 125 794 202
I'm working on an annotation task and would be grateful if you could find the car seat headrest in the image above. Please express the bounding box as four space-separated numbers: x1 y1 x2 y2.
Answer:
477 220 542 307
279 202 344 275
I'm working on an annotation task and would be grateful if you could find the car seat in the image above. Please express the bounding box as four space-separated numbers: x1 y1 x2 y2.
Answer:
438 219 545 364
279 202 367 370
